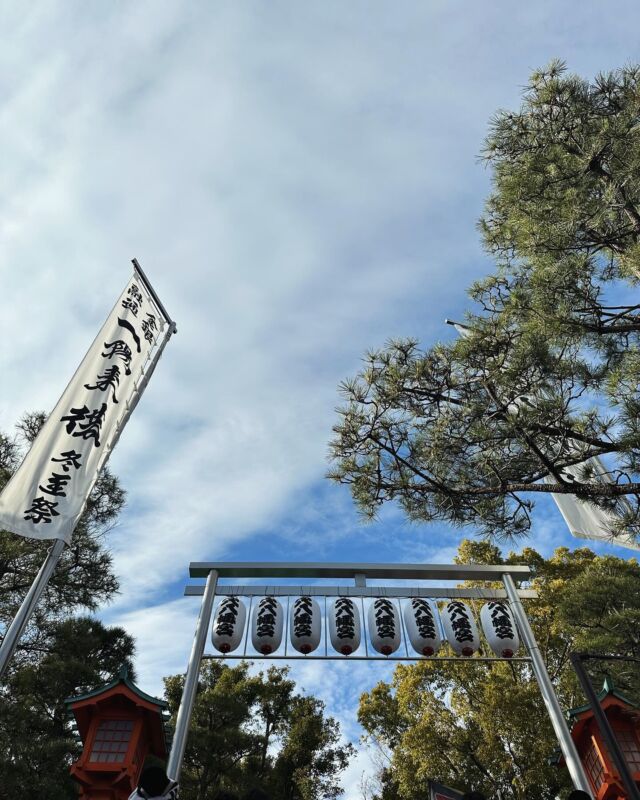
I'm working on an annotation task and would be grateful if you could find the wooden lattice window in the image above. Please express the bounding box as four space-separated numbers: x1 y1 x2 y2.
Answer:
89 718 134 763
614 727 640 771
584 737 605 790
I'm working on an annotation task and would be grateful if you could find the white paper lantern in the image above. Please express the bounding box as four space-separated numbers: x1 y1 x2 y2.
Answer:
290 596 321 654
368 598 401 656
403 598 442 656
441 600 480 657
211 596 247 654
329 597 361 656
480 601 520 658
251 596 284 655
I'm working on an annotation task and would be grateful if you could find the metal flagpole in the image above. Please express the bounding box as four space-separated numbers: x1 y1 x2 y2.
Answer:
167 569 218 781
502 574 593 795
0 538 66 679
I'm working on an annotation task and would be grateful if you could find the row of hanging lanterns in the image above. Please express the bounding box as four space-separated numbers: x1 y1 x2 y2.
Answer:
211 596 520 658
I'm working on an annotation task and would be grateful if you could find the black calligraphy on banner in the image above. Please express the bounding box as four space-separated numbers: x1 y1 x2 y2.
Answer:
121 284 143 317
20 277 163 528
411 599 437 639
334 598 356 640
141 313 157 344
447 601 474 643
84 365 121 403
117 317 141 353
60 404 108 447
51 450 83 472
23 448 85 523
487 602 514 640
256 597 278 638
102 340 133 375
293 597 314 638
23 497 60 524
215 597 240 637
39 472 71 497
374 599 396 638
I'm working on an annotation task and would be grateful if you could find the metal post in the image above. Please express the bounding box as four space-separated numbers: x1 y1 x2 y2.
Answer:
167 569 218 780
570 653 640 800
502 574 593 795
0 538 66 680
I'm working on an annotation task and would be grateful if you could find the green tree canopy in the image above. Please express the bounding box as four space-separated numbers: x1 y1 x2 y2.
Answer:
163 660 354 800
358 540 640 800
330 63 640 543
0 413 134 799
0 616 135 800
481 60 640 274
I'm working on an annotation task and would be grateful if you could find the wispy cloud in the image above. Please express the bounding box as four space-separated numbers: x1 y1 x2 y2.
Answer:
4 2 640 794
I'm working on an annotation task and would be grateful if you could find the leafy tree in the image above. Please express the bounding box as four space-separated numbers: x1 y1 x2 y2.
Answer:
0 413 133 799
164 661 354 800
330 63 640 542
271 695 353 800
0 616 135 800
358 540 640 800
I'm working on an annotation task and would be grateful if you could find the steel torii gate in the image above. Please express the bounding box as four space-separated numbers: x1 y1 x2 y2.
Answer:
166 561 592 795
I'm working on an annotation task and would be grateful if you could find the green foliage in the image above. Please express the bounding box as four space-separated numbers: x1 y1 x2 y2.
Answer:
163 661 354 800
480 60 640 272
330 63 640 543
0 616 135 800
358 540 640 800
272 695 353 800
0 413 132 799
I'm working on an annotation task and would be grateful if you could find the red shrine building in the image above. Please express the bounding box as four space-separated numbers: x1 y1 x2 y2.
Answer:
66 666 169 800
563 677 640 799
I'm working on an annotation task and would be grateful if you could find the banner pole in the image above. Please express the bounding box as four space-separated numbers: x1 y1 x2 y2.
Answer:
167 568 218 781
0 538 66 679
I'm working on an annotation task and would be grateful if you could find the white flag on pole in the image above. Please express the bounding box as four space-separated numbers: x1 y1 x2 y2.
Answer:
0 273 169 543
543 457 640 551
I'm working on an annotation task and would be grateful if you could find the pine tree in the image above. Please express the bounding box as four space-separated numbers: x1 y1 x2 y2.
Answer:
0 413 133 798
330 63 640 543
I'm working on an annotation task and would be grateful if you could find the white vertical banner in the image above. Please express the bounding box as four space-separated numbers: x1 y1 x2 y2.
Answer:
544 456 640 551
0 272 169 543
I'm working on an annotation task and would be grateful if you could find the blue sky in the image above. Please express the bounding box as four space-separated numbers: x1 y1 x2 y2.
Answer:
2 3 640 795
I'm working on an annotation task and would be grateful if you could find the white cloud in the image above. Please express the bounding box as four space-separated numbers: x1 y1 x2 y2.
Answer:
4 2 640 793
108 597 197 697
